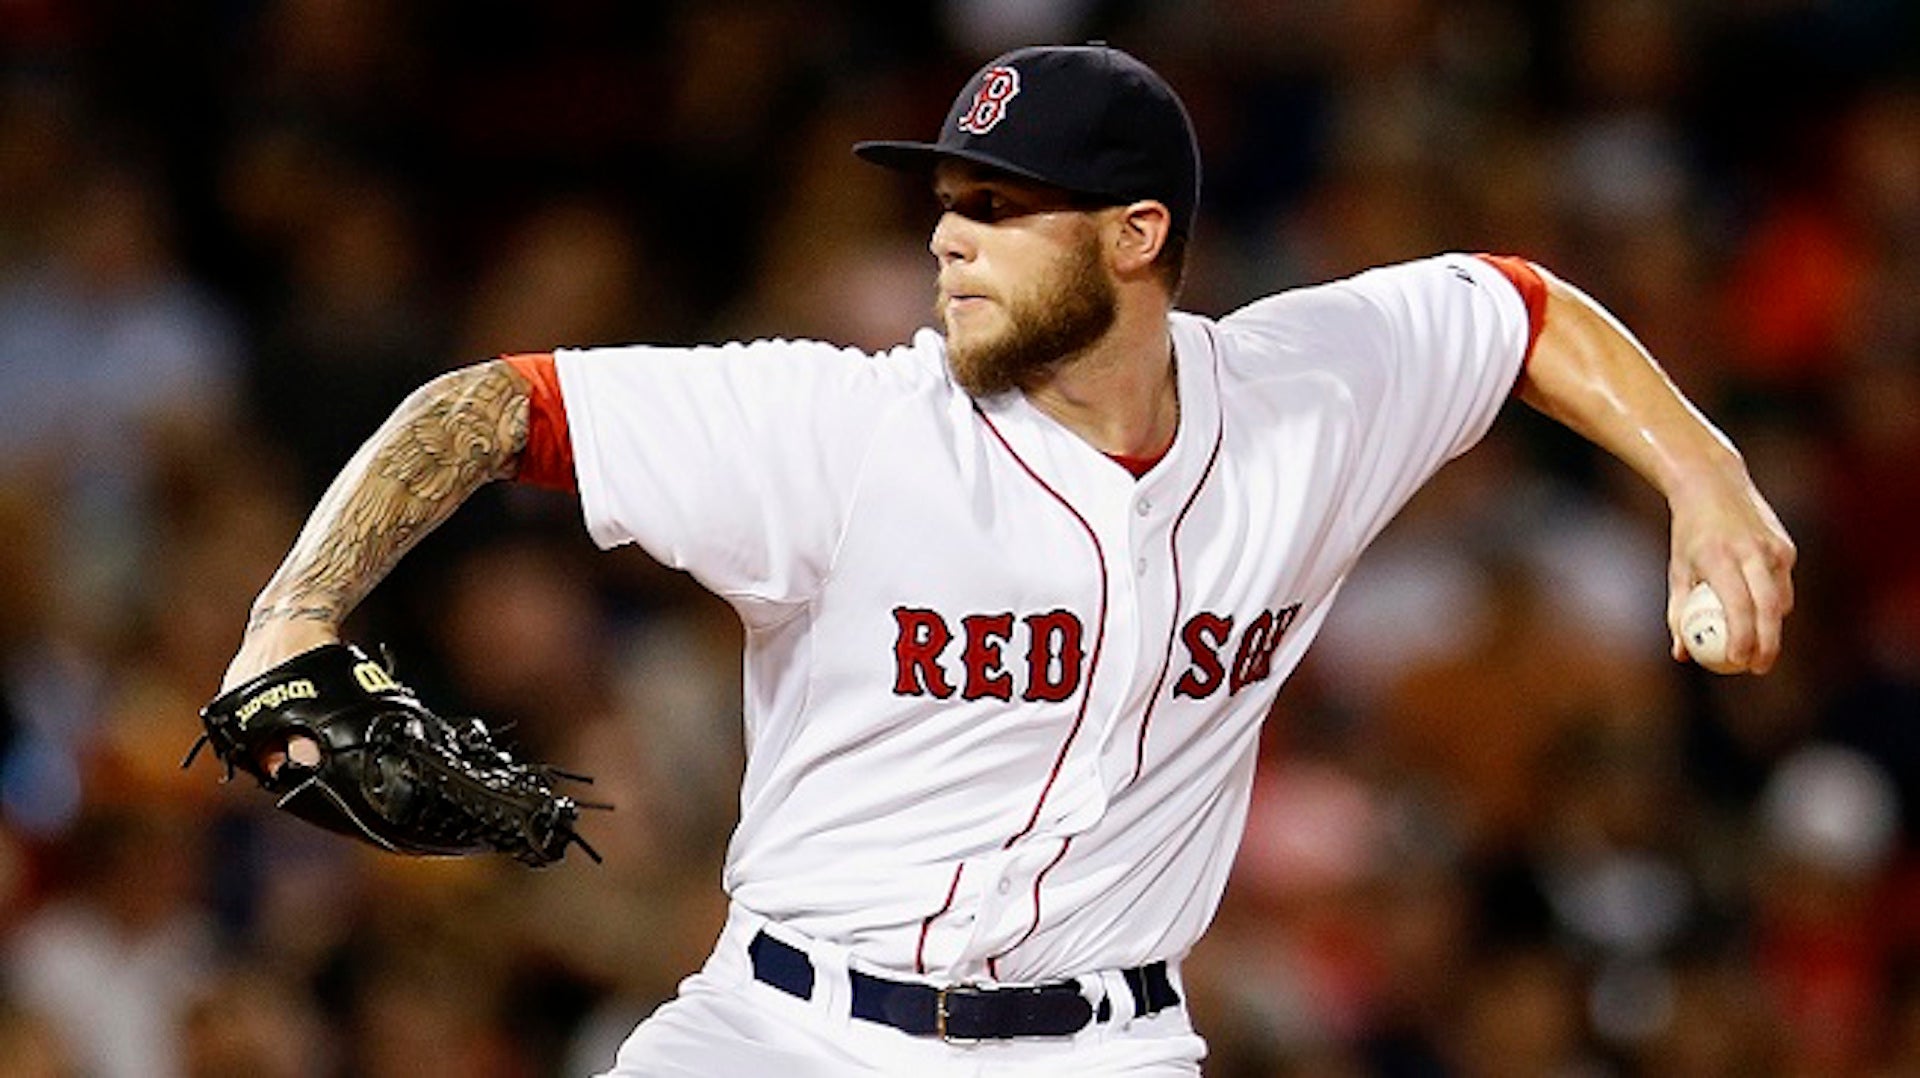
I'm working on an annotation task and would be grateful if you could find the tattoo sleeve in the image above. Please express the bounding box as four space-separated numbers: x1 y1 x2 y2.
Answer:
246 360 531 634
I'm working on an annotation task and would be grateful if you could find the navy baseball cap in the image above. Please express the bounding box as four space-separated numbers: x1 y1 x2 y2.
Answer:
855 44 1201 236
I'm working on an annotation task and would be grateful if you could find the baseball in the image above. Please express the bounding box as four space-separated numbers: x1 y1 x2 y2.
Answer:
1681 582 1740 674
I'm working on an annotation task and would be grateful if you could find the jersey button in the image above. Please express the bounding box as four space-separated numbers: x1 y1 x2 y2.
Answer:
997 879 1012 895
1135 499 1151 516
1135 558 1149 576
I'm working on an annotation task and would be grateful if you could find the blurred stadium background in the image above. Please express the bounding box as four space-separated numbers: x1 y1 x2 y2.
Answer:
0 1 1916 1075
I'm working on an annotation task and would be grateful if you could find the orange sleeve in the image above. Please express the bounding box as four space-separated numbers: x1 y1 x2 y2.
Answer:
1475 254 1549 368
501 352 576 492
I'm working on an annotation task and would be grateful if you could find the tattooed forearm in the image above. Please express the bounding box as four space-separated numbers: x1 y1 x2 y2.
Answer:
246 360 531 634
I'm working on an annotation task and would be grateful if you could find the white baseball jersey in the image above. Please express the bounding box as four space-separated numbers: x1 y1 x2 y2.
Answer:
549 252 1532 986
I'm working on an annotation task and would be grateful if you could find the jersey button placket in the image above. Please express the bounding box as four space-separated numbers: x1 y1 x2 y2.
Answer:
961 873 1019 969
1131 491 1158 577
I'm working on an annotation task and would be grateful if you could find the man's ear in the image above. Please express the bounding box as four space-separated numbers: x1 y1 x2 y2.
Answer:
1109 200 1172 275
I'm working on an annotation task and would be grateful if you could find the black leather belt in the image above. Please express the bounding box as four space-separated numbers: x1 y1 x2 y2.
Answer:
748 929 1180 1041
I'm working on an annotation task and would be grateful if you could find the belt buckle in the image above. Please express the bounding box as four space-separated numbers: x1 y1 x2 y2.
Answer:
934 983 984 1044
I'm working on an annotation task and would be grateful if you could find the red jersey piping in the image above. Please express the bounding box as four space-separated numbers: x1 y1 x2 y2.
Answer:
967 404 1110 973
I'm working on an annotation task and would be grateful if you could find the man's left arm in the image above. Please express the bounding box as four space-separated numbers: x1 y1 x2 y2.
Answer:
1513 265 1795 674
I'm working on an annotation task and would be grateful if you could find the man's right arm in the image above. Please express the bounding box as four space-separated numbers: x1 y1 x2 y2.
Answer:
1513 268 1795 673
222 359 533 692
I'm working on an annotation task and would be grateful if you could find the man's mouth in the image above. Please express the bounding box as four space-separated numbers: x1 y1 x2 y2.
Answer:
940 286 990 312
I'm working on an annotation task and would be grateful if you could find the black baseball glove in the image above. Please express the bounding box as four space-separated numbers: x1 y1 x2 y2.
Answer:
186 643 602 867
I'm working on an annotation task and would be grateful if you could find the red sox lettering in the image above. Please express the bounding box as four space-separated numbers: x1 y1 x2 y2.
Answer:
891 603 1303 703
1172 603 1301 698
892 606 1082 701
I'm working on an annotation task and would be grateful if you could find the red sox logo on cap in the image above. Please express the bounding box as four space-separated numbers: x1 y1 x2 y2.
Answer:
956 66 1021 135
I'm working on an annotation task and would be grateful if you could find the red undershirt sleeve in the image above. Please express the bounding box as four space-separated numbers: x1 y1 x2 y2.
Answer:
1474 253 1549 369
501 352 577 492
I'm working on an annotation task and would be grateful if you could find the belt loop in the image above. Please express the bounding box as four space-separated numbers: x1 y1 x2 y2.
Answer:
808 936 854 1028
727 906 771 982
1094 968 1135 1025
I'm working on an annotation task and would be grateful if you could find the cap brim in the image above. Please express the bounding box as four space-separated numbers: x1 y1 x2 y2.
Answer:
852 140 1076 191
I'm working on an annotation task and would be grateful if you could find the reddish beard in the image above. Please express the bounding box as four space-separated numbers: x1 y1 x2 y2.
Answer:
941 229 1118 398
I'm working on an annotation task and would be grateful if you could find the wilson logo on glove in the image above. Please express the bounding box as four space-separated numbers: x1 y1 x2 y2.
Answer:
233 679 318 727
352 659 403 694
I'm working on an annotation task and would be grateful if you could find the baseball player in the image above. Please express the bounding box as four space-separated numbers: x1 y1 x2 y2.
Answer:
217 44 1795 1076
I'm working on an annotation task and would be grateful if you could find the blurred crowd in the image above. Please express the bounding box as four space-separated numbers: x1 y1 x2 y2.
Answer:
0 1 1915 1076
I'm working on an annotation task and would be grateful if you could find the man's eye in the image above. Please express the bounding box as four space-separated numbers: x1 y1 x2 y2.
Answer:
938 189 1019 222
974 193 1026 222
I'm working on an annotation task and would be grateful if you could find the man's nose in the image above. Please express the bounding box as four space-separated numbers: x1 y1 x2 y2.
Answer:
930 211 975 265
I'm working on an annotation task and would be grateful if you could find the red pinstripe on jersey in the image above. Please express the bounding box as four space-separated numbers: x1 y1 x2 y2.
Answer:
975 406 1109 852
915 861 966 975
989 836 1074 979
1131 409 1224 785
960 403 1110 975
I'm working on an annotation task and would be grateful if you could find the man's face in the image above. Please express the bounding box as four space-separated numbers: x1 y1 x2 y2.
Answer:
930 163 1117 397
